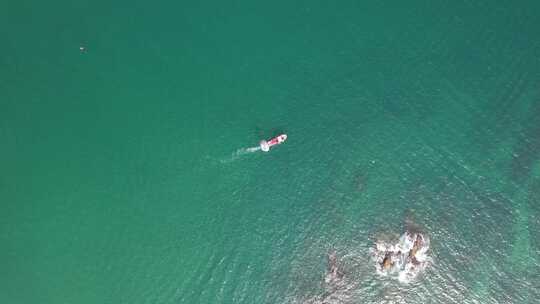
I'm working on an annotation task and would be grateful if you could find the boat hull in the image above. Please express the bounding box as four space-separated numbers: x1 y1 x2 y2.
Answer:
260 134 287 152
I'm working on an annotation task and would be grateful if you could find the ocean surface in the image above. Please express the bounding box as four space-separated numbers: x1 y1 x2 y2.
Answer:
2 1 540 303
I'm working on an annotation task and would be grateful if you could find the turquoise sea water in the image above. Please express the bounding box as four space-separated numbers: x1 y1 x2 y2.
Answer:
2 1 540 303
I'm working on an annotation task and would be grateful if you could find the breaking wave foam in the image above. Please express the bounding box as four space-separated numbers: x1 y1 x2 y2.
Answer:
371 232 431 283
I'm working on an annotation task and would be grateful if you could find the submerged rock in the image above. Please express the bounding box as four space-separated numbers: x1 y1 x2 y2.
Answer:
325 250 345 284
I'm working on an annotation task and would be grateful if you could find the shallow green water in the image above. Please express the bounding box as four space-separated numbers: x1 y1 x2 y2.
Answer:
2 1 540 303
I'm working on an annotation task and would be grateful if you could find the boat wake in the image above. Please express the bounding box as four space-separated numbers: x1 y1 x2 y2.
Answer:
243 146 262 153
232 147 261 159
220 146 261 163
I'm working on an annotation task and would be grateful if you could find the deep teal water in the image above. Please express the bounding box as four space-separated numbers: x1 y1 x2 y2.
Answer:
1 1 540 303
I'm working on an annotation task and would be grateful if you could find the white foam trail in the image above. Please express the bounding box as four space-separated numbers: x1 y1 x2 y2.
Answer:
245 146 261 153
234 146 261 156
220 146 261 163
